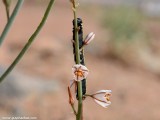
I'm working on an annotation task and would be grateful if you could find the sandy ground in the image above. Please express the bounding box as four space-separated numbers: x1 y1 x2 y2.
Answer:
0 1 160 120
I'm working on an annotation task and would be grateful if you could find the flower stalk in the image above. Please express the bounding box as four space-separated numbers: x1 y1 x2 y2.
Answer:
70 0 83 120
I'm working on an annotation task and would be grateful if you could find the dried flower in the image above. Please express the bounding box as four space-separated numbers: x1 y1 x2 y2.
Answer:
83 32 95 45
68 86 75 105
70 80 77 93
92 90 111 108
72 64 89 81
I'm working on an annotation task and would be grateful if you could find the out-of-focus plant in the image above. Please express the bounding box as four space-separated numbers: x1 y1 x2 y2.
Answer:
102 6 160 74
102 7 148 60
104 7 142 40
0 0 55 82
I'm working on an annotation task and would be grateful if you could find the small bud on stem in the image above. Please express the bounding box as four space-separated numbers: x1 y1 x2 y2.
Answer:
83 32 95 45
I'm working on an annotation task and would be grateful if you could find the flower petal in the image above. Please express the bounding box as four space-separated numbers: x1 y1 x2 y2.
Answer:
94 99 111 108
72 64 89 81
96 90 112 94
92 89 112 108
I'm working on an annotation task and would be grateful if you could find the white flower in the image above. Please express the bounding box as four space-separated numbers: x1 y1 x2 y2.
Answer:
72 64 89 81
83 32 95 45
92 90 112 108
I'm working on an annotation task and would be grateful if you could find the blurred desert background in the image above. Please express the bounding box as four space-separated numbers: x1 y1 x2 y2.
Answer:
1 0 160 120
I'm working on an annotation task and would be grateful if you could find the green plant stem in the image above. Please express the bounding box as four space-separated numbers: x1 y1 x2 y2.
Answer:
71 104 77 115
85 94 92 97
0 0 55 83
76 81 83 120
5 6 10 21
73 12 80 63
3 0 11 21
0 0 24 46
72 1 83 120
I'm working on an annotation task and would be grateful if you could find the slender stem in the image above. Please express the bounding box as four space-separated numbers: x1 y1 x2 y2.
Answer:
0 0 55 83
76 81 83 120
72 1 83 120
3 0 11 21
71 104 77 115
85 94 108 103
5 6 10 21
0 0 24 46
85 94 92 97
73 12 80 63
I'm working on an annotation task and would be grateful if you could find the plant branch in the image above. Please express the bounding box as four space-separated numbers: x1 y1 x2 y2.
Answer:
71 0 83 120
0 0 24 46
0 0 55 83
3 0 11 21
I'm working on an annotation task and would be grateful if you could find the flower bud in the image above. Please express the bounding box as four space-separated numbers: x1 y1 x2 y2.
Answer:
83 32 95 45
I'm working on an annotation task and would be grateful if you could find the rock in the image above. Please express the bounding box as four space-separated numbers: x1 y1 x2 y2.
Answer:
0 66 59 99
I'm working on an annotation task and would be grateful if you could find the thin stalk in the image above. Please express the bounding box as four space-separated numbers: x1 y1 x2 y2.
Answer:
71 104 77 115
5 6 10 21
3 0 11 21
76 82 83 120
73 11 80 63
0 0 24 46
72 1 83 120
0 0 55 83
85 94 92 97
